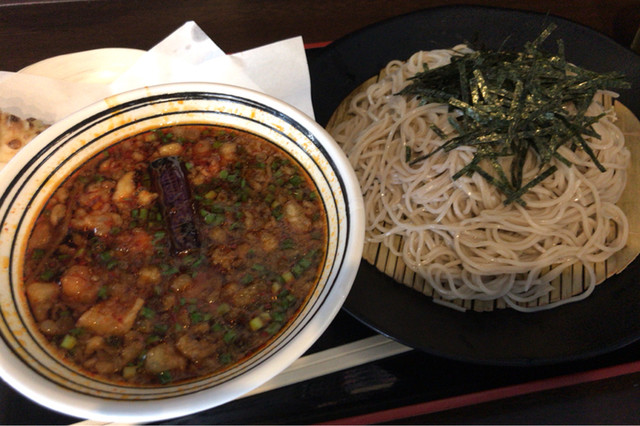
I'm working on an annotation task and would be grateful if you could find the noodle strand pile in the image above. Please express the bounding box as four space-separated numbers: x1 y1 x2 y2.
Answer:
329 47 630 312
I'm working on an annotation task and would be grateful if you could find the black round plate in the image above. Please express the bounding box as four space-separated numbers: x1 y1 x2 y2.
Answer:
308 5 640 366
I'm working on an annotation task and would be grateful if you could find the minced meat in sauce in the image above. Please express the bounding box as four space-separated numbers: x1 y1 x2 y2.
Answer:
23 125 327 385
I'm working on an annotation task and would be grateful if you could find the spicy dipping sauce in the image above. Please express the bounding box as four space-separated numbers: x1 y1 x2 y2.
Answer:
23 125 327 385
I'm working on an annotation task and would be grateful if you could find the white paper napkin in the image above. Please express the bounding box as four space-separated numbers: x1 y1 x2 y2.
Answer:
0 21 314 124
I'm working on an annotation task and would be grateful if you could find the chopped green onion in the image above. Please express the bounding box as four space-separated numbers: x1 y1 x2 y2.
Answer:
272 205 283 220
154 324 169 334
40 269 56 281
31 248 45 261
265 322 282 335
251 264 266 273
161 264 179 276
60 334 77 350
190 311 204 323
97 286 108 300
69 327 85 336
122 365 137 379
140 306 155 319
223 330 236 343
146 335 161 344
249 316 264 331
201 209 225 226
217 303 231 315
271 311 285 322
280 239 295 250
158 371 172 384
281 271 295 284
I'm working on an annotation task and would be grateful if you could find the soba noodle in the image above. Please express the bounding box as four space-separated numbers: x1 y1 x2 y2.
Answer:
329 46 630 312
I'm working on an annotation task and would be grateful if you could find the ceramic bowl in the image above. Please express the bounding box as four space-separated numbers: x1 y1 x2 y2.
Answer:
0 83 364 422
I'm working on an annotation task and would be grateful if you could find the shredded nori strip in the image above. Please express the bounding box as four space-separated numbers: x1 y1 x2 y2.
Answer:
399 24 630 205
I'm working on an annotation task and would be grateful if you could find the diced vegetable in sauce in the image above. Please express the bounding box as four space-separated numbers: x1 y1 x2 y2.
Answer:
23 125 327 385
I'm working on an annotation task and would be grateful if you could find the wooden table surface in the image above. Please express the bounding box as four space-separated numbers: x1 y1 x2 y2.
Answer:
2 1 640 424
1 0 639 72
